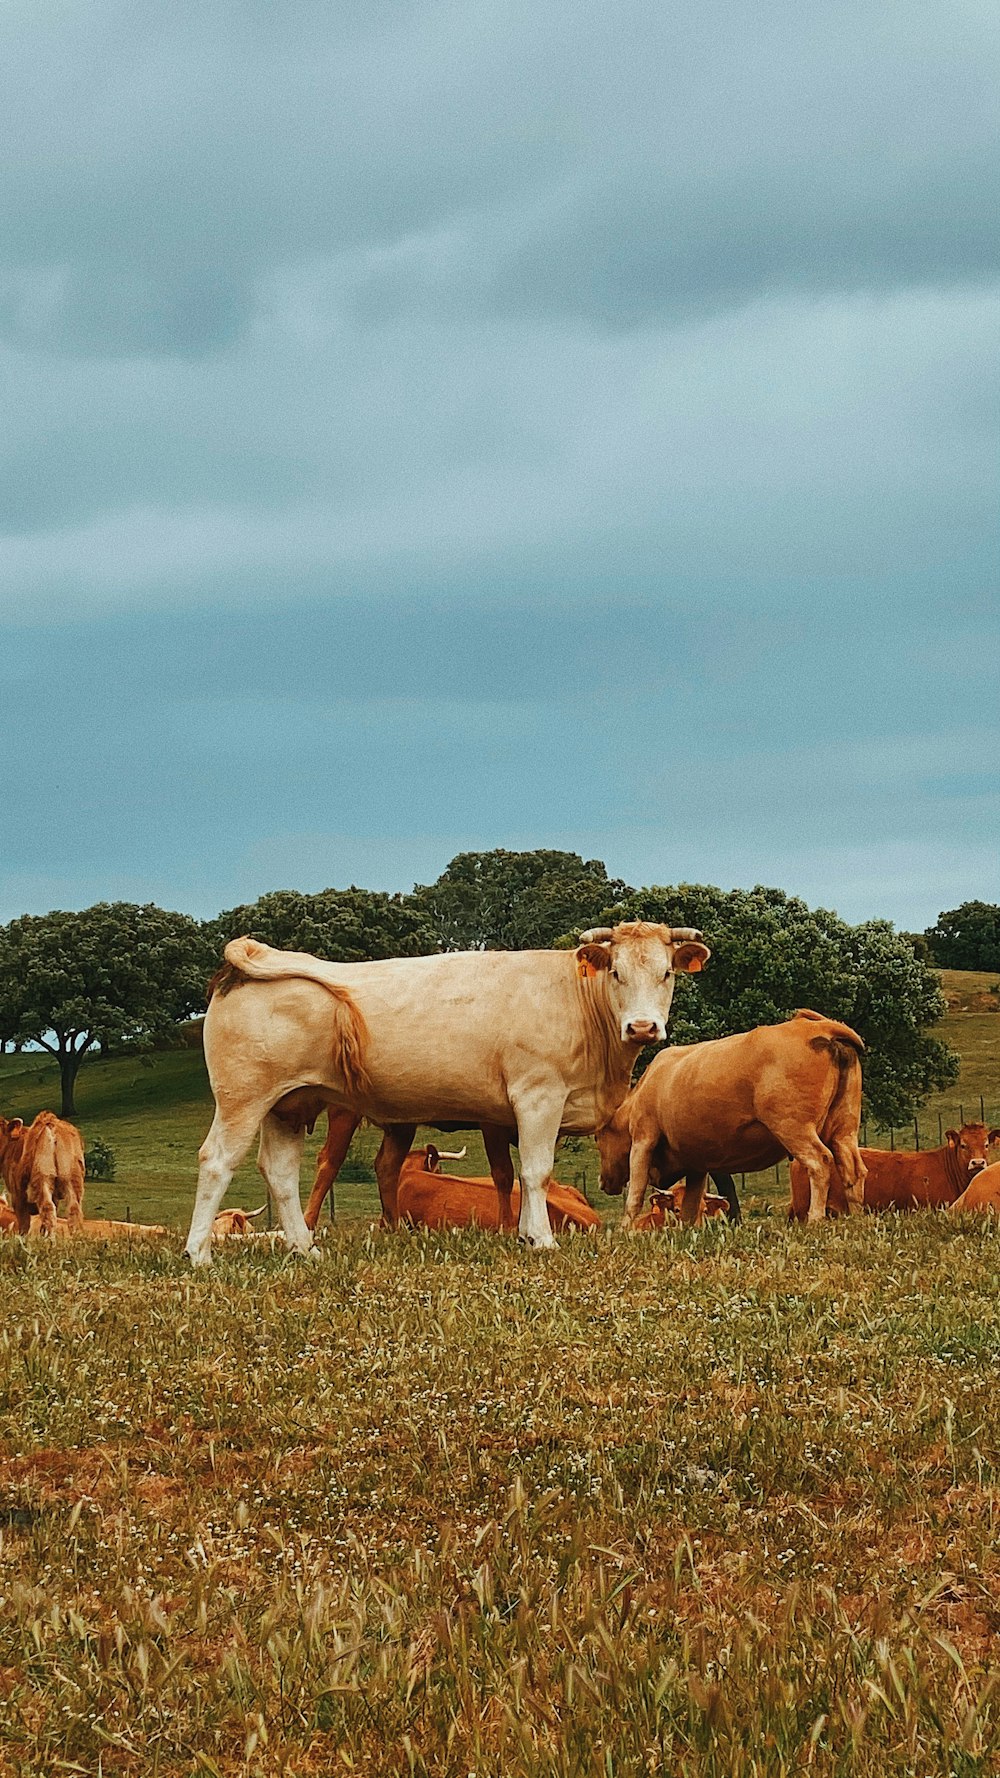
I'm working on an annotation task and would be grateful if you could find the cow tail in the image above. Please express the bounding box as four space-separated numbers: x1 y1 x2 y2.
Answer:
220 937 372 1102
812 1027 866 1204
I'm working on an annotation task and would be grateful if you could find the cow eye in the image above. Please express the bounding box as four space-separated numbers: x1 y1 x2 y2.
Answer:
611 968 620 982
663 968 672 981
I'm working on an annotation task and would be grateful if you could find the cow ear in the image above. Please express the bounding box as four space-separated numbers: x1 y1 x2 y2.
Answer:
672 941 711 974
10 1119 23 1135
576 943 612 973
945 1129 959 1147
988 1128 1000 1145
425 1145 441 1173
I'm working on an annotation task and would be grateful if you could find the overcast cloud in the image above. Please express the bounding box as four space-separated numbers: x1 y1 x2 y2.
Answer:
1 0 997 930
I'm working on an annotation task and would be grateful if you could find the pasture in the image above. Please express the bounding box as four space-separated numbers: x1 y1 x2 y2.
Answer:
2 1219 999 1776
0 967 998 1773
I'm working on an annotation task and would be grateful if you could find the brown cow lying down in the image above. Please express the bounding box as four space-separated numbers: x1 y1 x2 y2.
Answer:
211 1205 268 1239
0 1111 85 1234
789 1121 1000 1218
949 1158 1000 1215
299 1106 522 1232
395 1145 601 1233
0 1210 168 1238
632 1185 730 1230
598 1010 866 1226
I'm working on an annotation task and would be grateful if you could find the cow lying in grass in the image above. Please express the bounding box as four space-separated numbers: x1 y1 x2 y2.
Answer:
0 1111 85 1234
597 1010 866 1226
949 1158 1000 1215
789 1121 1000 1218
394 1144 601 1233
632 1184 730 1230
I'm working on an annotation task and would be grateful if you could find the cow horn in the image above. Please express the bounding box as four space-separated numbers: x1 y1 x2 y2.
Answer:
436 1146 467 1161
669 927 704 943
247 1204 268 1219
579 927 614 943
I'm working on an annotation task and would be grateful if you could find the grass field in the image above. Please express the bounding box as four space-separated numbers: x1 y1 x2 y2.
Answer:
0 975 998 1772
0 969 996 1229
1 1218 999 1775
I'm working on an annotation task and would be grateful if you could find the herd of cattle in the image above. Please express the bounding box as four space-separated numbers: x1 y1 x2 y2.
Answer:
1 920 998 1250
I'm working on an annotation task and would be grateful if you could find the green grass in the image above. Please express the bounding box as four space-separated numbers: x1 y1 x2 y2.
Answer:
0 969 996 1229
1 1218 999 1775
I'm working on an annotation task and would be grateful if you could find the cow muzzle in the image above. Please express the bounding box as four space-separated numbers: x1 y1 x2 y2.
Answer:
624 1019 663 1043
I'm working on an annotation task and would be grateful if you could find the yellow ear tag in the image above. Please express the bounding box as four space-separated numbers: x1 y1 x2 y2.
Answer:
686 958 703 972
577 957 598 980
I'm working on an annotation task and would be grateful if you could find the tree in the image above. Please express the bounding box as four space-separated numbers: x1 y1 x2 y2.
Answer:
924 902 1000 972
0 903 210 1116
414 849 632 951
207 887 439 964
574 883 959 1127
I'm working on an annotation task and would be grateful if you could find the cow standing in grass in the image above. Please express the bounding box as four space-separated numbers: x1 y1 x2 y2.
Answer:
0 1111 85 1235
597 1010 866 1226
184 921 710 1265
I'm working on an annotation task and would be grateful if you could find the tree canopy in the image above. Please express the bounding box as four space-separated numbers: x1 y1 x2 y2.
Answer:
414 849 630 951
574 883 958 1127
0 903 209 1115
207 887 439 964
924 901 1000 972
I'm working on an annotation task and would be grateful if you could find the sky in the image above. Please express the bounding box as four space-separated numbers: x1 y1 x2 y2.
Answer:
1 0 997 933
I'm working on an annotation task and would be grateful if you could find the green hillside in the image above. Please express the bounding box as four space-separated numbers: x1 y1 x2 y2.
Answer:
1 969 996 1228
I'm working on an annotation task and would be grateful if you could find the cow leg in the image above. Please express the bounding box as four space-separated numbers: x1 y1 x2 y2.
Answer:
63 1161 85 1228
257 1114 317 1258
781 1130 838 1224
185 1106 265 1267
375 1124 416 1227
676 1171 709 1227
303 1110 360 1231
483 1122 517 1232
712 1171 741 1225
621 1136 659 1229
828 1135 866 1213
509 1098 562 1251
34 1178 58 1236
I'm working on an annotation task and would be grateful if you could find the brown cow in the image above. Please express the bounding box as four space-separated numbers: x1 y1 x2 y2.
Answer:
0 1112 85 1234
0 1209 167 1239
791 1122 1000 1218
949 1158 1000 1215
632 1184 730 1230
395 1144 601 1233
597 1010 866 1226
300 1108 520 1230
211 1205 268 1239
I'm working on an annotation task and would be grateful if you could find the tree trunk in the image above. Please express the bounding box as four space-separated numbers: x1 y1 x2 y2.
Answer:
58 1052 79 1119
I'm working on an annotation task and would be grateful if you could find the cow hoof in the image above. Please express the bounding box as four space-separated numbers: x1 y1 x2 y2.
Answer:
518 1231 559 1252
298 1243 323 1264
184 1246 213 1269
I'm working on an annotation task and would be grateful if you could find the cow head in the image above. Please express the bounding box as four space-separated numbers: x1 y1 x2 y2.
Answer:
946 1123 999 1175
0 1117 24 1163
576 921 710 1046
594 1108 632 1196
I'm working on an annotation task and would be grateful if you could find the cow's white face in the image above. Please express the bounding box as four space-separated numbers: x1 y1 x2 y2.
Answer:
578 922 711 1046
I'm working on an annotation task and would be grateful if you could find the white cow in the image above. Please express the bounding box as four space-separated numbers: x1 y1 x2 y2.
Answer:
184 921 710 1265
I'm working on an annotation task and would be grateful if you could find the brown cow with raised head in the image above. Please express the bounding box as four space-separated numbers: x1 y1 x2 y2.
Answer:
395 1144 601 1233
597 1010 866 1226
949 1158 1000 1215
791 1122 1000 1218
0 1112 85 1234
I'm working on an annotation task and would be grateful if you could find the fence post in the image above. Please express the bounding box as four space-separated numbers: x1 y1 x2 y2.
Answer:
889 1126 894 1152
862 1121 868 1146
913 1117 920 1151
938 1112 943 1145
